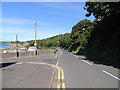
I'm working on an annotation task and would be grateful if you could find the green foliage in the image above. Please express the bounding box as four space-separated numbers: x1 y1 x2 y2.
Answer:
84 2 120 68
26 19 93 53
26 33 71 50
84 2 120 19
59 33 72 50
27 40 34 46
24 45 29 49
69 19 93 54
25 2 119 68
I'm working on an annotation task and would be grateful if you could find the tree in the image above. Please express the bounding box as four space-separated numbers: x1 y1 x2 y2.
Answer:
69 19 93 53
84 2 120 68
84 2 120 19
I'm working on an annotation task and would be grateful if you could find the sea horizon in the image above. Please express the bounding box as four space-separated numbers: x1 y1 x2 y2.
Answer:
0 43 12 48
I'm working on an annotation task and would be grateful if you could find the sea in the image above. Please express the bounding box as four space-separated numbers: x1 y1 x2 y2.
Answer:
0 43 11 48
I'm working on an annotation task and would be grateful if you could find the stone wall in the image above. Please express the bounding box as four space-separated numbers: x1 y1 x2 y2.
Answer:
1 53 17 58
1 50 56 58
37 50 55 56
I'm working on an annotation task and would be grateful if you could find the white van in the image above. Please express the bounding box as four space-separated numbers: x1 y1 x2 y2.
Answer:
28 47 37 51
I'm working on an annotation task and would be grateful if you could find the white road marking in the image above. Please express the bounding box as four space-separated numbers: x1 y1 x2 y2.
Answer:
16 62 23 64
56 60 59 66
55 55 57 58
72 54 92 65
82 59 92 65
102 70 120 80
60 49 63 55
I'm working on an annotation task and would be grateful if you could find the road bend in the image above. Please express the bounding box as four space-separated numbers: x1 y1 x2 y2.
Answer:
58 49 119 88
1 49 119 88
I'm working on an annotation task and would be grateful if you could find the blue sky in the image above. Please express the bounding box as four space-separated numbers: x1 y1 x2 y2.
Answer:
1 2 95 41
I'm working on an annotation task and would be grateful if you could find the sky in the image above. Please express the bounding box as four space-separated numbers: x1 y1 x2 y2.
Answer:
1 2 95 41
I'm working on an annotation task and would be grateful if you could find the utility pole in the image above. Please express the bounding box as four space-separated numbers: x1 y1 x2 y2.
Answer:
16 34 19 57
34 21 37 55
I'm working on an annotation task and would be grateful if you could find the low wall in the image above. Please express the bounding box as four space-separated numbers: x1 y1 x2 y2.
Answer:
37 50 55 56
1 53 17 58
19 51 34 57
1 50 56 58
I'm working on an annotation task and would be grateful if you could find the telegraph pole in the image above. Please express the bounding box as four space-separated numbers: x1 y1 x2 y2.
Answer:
16 34 19 57
34 21 37 55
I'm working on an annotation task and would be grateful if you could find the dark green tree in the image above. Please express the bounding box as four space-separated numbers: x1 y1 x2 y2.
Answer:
84 2 120 68
69 19 93 54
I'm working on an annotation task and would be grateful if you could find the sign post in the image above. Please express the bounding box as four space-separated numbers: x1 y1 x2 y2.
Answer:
34 21 37 55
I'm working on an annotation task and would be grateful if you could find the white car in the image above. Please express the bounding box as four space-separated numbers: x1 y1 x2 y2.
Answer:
3 50 8 53
28 47 37 51
20 48 27 50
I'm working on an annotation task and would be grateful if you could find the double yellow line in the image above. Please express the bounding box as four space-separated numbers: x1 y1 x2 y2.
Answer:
25 62 65 89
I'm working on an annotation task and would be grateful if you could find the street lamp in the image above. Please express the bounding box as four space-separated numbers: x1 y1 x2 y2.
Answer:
16 34 19 57
34 21 38 55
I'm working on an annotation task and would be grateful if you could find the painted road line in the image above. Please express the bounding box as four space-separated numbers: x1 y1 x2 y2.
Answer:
82 59 92 65
16 62 24 64
26 62 61 87
25 62 65 89
26 62 61 81
102 70 120 80
62 83 65 89
57 83 61 89
59 49 63 55
56 64 65 89
49 63 65 89
58 66 65 81
55 55 58 58
56 60 59 66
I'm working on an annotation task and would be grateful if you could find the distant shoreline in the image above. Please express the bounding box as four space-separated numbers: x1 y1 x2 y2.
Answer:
0 43 16 49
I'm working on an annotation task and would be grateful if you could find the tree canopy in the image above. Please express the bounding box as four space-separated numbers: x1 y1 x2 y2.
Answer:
26 2 120 68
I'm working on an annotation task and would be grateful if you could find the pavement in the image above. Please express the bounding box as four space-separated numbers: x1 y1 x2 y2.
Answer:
1 55 58 88
1 49 120 89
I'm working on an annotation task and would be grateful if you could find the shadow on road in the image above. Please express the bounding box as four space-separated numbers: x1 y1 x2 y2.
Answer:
82 57 119 69
73 53 120 69
0 62 17 69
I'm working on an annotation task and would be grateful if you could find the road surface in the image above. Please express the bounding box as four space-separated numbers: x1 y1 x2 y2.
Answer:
58 49 119 88
1 49 119 89
1 55 57 88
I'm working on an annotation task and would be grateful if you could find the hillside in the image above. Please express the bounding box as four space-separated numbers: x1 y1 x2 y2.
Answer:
27 2 119 68
84 2 120 68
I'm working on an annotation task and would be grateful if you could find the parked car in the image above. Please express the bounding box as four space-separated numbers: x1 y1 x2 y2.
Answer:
3 50 8 53
20 48 27 51
28 47 37 51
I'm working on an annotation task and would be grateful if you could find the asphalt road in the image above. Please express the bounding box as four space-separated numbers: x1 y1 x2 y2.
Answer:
58 49 119 88
1 49 120 88
2 55 58 88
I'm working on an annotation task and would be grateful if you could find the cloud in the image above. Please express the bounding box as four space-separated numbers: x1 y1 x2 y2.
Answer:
2 18 53 27
36 2 86 19
2 27 32 34
3 18 34 25
2 26 68 40
2 17 68 35
40 2 85 11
